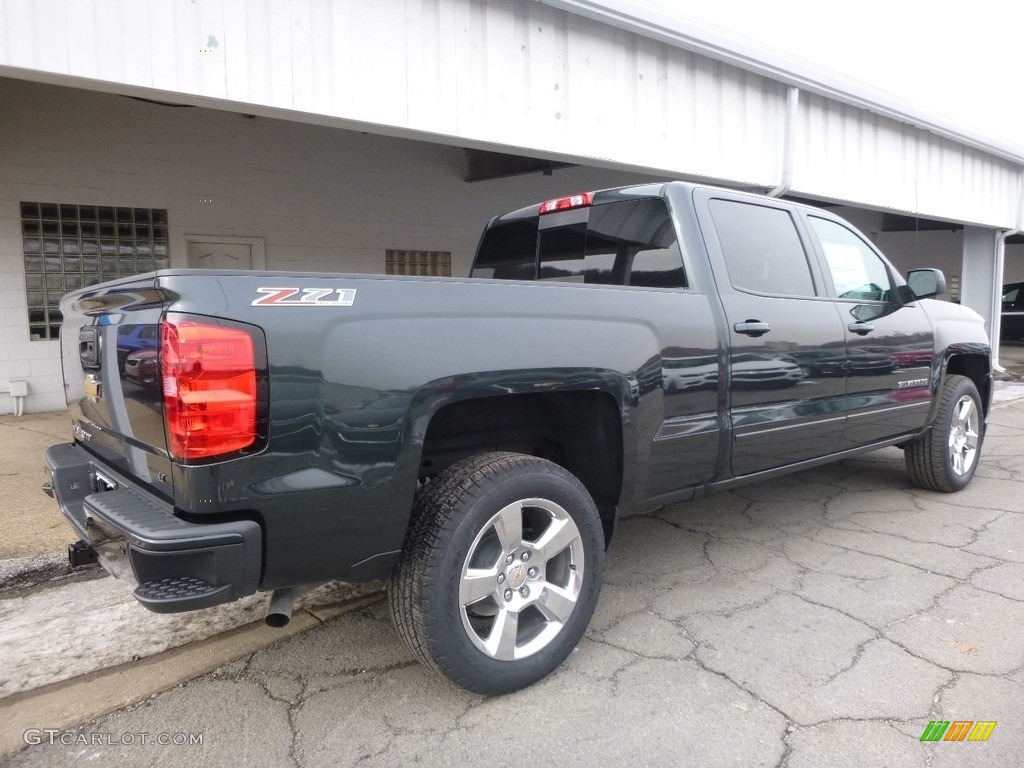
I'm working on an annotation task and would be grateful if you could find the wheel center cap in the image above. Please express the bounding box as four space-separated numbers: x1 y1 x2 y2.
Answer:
506 563 527 589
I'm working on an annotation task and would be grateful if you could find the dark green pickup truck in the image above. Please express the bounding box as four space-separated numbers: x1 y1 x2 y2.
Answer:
46 182 991 693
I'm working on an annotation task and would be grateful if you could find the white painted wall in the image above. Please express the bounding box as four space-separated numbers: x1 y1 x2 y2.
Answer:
0 77 666 413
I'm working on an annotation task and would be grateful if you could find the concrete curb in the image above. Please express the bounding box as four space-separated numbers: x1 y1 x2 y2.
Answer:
0 591 385 758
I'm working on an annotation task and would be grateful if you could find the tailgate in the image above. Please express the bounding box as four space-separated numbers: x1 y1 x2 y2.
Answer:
59 273 174 497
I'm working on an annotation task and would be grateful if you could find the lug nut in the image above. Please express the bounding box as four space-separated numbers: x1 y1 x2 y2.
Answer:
505 554 514 565
497 573 505 584
521 551 531 562
504 589 514 601
519 586 530 597
528 566 538 578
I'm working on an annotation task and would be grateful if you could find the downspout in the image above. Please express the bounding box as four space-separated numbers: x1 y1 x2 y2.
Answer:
991 169 1024 372
768 86 800 198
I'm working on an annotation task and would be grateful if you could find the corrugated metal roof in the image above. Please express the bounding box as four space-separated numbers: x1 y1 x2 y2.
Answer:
0 0 1020 227
543 0 1024 165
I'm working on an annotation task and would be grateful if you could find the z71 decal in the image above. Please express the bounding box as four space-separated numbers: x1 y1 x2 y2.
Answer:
252 287 357 307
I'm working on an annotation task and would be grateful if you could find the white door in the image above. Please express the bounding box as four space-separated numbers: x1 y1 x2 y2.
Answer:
187 241 254 270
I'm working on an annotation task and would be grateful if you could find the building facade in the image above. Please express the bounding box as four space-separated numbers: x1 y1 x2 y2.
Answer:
1 0 1021 413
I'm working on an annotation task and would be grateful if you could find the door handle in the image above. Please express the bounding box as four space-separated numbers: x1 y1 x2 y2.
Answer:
734 321 771 337
848 322 875 336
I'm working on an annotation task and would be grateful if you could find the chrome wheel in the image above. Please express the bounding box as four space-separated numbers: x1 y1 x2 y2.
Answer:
947 394 979 477
905 374 984 493
459 497 584 661
389 452 604 693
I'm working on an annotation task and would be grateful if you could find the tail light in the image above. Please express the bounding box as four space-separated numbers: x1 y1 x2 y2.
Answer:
160 314 266 461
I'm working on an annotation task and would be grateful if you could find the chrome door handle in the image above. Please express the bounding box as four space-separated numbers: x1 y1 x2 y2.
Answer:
848 322 875 336
734 321 771 337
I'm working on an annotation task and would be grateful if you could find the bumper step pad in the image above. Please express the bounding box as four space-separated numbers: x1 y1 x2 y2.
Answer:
134 576 230 611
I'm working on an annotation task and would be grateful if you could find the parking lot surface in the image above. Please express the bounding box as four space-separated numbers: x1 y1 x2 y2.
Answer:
4 395 1022 767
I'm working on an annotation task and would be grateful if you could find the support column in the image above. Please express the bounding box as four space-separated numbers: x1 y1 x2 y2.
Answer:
960 227 1003 367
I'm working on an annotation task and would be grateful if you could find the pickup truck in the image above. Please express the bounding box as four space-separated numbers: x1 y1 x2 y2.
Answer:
45 181 992 694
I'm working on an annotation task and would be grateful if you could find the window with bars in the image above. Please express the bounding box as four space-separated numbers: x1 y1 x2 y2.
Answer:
385 249 451 277
20 203 170 340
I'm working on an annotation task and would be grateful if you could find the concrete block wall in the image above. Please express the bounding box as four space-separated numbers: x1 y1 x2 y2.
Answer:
0 77 664 413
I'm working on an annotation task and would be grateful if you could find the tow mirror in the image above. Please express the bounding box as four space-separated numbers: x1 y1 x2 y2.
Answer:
906 269 946 300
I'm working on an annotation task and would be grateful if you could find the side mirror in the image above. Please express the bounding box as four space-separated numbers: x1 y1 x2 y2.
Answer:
906 268 946 300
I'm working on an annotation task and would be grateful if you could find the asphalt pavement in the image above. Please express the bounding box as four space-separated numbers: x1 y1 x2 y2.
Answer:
2 374 1023 766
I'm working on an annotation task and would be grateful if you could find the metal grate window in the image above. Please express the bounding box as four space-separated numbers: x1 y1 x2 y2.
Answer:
385 249 451 277
20 203 170 340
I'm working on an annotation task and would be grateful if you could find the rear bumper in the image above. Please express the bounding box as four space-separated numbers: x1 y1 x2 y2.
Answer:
44 442 262 613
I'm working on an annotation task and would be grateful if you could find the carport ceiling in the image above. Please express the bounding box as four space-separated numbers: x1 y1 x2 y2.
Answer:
464 149 576 182
763 196 968 235
880 213 963 233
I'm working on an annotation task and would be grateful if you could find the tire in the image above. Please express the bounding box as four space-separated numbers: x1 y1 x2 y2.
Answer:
905 374 984 492
388 452 605 694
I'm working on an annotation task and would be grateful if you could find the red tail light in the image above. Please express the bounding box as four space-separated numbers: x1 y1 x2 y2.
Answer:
539 192 593 214
160 315 263 461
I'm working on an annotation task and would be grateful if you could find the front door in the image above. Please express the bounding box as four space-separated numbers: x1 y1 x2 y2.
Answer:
804 215 935 446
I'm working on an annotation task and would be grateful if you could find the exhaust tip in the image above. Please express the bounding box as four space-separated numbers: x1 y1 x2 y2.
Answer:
265 586 299 628
265 611 291 628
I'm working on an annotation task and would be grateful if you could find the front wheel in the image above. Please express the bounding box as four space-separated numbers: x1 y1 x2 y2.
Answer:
905 374 984 492
388 452 605 694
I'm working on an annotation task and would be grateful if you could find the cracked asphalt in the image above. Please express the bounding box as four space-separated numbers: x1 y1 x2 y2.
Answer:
7 397 1024 767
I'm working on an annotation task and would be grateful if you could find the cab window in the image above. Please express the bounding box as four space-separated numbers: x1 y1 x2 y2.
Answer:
708 199 816 296
809 216 894 302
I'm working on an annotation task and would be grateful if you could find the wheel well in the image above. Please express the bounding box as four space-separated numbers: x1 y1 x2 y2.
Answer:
945 354 992 414
419 392 623 544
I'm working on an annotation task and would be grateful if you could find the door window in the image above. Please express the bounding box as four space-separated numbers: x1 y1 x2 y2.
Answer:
707 199 816 296
808 217 894 302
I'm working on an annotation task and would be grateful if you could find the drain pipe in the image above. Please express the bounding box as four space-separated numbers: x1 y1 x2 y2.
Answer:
992 172 1024 372
768 87 800 198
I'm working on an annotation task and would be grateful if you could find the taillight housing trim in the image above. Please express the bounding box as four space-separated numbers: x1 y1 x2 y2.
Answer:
159 312 269 463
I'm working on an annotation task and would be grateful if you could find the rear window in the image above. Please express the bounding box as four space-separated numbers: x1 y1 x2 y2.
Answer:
471 198 686 288
473 219 539 280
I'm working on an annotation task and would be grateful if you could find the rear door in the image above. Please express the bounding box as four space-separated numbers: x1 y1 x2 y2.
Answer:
472 195 721 490
804 215 935 446
695 190 848 477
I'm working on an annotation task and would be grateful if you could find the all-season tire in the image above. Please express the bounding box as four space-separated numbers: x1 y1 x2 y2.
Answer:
905 374 984 492
388 452 605 694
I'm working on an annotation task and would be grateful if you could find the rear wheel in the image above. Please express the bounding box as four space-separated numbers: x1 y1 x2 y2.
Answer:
388 452 604 694
905 374 983 492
